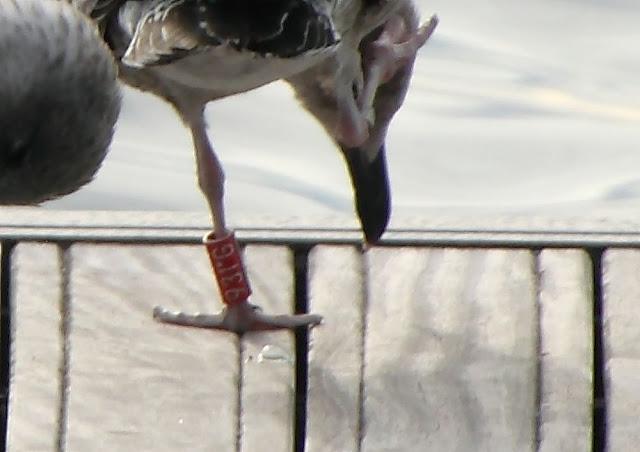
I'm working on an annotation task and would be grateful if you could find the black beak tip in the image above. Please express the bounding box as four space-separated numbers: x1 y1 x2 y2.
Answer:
341 144 391 246
361 199 390 245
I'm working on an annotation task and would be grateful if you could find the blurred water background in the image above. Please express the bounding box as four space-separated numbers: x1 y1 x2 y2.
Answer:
45 0 640 225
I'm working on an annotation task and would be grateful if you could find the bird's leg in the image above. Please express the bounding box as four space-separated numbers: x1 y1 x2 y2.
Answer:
153 114 322 335
358 14 439 125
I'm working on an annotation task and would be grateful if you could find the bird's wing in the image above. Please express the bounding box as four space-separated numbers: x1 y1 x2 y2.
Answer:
118 0 340 67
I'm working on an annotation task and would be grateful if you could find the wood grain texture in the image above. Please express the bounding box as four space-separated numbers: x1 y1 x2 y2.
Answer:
240 245 296 452
305 246 364 452
602 249 640 451
65 244 238 452
362 247 537 452
6 243 63 452
537 249 593 451
8 208 640 247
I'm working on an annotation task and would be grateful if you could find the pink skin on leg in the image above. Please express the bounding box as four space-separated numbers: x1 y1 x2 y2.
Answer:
153 231 322 334
364 15 439 86
153 117 322 335
336 15 438 149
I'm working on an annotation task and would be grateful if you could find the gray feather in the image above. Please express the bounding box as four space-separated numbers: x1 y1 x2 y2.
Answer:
0 0 121 204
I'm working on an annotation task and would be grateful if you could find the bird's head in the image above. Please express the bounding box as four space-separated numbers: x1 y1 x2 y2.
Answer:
287 7 437 244
0 0 121 205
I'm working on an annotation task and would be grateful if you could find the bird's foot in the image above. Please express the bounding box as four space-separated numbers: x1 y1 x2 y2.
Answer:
358 14 439 117
153 301 322 335
152 230 321 335
364 14 439 87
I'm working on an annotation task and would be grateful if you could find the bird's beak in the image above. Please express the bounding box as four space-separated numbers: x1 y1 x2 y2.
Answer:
340 143 390 244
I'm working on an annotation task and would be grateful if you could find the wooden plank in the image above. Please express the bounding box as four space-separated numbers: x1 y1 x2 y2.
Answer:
602 249 640 451
8 208 640 247
6 243 63 452
306 245 364 452
537 249 593 451
240 245 296 452
362 248 537 451
65 244 238 451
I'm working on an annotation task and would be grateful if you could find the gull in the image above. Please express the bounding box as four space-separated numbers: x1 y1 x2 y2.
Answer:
0 0 121 205
84 0 438 334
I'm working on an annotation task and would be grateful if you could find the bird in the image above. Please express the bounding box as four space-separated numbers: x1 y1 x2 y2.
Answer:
0 0 121 205
80 0 438 334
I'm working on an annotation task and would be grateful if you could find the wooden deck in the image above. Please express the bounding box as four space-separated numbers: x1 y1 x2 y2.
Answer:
1 210 639 451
